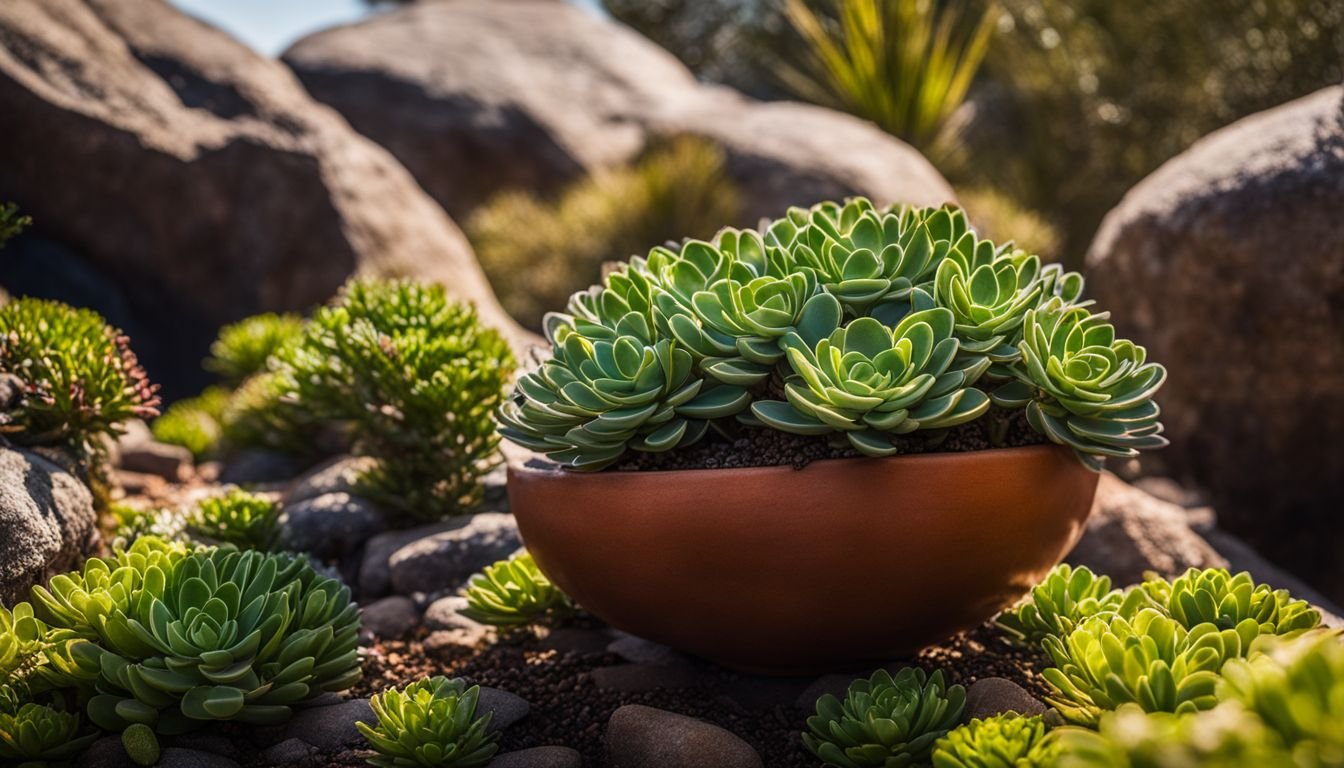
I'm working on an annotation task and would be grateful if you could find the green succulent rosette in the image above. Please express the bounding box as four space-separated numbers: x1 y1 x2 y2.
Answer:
0 702 97 766
1218 629 1344 755
459 552 573 628
497 314 750 470
932 714 1058 768
31 537 361 735
991 299 1167 469
1041 608 1257 726
357 676 498 768
752 297 990 456
804 667 966 768
1051 703 1294 768
1134 568 1320 635
995 564 1125 646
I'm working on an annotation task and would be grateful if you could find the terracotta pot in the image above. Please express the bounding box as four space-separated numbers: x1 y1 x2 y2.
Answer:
507 444 1098 674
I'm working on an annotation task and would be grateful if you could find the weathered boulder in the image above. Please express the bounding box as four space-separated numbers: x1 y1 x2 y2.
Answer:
1086 86 1344 601
0 444 98 604
282 0 954 224
0 0 527 398
1067 473 1227 587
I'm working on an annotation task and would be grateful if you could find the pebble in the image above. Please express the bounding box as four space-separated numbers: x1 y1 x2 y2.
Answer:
541 626 614 655
606 633 684 665
360 595 421 639
219 449 310 485
279 492 391 560
388 513 521 595
479 686 531 733
260 738 319 765
158 748 240 768
605 705 763 768
488 746 582 768
284 455 378 505
276 697 373 750
964 677 1048 721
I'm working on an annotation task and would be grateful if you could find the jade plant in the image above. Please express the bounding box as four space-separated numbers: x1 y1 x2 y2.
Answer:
459 552 574 628
29 536 361 749
804 667 966 767
995 564 1124 645
931 714 1058 768
273 279 515 518
357 676 499 767
0 298 160 461
185 488 281 551
499 197 1167 470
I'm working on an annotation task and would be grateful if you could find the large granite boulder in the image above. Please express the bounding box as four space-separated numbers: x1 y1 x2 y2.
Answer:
281 0 955 224
0 0 528 398
1085 86 1344 601
0 444 98 604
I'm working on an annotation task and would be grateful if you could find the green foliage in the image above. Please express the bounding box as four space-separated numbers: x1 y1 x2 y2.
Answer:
30 536 362 735
468 137 741 330
932 714 1057 768
956 188 1060 265
804 667 966 768
109 503 188 551
1040 609 1257 726
218 372 315 456
459 552 573 628
273 279 514 519
356 676 499 768
781 0 995 152
0 202 31 249
186 489 280 551
1050 703 1294 768
121 722 160 767
995 565 1123 645
1219 630 1344 757
1136 568 1321 635
205 313 303 386
151 386 229 460
0 701 96 765
989 300 1167 470
0 298 160 459
501 197 1162 470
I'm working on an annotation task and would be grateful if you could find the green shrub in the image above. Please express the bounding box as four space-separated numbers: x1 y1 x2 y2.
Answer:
932 714 1057 768
186 488 280 551
218 372 316 456
357 676 499 768
780 0 995 153
0 701 96 765
30 536 362 738
500 197 1165 471
204 313 303 386
0 298 160 460
996 564 1124 645
467 137 741 331
804 667 966 768
273 279 514 520
459 552 573 628
0 202 30 249
151 386 229 460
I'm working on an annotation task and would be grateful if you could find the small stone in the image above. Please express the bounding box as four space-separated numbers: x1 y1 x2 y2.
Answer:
262 738 319 765
280 492 391 560
360 519 476 598
605 705 763 768
388 513 520 595
285 455 379 505
360 595 420 639
541 626 613 655
607 633 684 665
158 748 240 768
964 677 1047 721
590 662 715 693
423 595 474 631
118 440 193 480
478 686 530 733
278 698 374 750
488 746 582 768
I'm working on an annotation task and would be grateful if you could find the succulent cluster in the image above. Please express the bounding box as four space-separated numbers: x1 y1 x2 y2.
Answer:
0 701 96 766
204 313 304 386
186 488 281 551
932 714 1058 768
501 198 1166 470
995 565 1123 645
0 298 160 461
151 386 229 460
24 536 361 749
1050 703 1292 767
1135 567 1321 635
804 667 966 767
272 279 515 518
459 552 573 628
357 676 499 768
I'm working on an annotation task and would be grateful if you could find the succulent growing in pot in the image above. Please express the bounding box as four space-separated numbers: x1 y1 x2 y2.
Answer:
500 197 1168 671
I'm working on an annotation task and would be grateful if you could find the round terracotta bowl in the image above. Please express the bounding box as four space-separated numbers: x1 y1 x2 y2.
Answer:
507 444 1098 674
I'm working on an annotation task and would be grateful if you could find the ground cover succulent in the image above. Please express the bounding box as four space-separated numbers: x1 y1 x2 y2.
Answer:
931 714 1057 768
204 313 303 386
357 676 498 767
185 489 280 551
150 386 228 460
804 666 966 767
0 298 159 461
995 565 1124 645
459 552 573 628
500 197 1163 470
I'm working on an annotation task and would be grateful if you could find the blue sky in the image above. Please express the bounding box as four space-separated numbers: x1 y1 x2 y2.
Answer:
170 0 604 56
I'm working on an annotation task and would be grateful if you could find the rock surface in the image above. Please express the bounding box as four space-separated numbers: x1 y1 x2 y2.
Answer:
360 518 470 597
479 686 531 733
0 444 98 604
1086 86 1344 601
964 677 1047 721
282 0 954 223
0 0 527 397
489 747 583 768
276 698 373 751
1067 473 1227 586
284 454 378 506
279 491 390 561
605 705 763 768
359 595 420 639
387 513 521 595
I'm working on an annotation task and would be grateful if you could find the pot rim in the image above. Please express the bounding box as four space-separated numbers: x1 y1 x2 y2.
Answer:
507 442 1077 482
